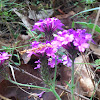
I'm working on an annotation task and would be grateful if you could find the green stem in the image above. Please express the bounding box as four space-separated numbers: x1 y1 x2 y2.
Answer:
9 79 50 91
0 44 31 51
53 55 57 88
51 87 61 100
71 57 75 100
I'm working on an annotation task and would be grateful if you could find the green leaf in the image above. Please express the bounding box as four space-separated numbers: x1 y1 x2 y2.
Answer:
37 34 42 40
71 21 75 28
96 66 100 70
3 11 8 16
2 46 8 49
0 2 5 8
95 59 100 65
2 46 12 51
86 0 95 4
71 7 100 18
13 62 20 66
13 54 19 58
32 31 37 35
75 22 100 33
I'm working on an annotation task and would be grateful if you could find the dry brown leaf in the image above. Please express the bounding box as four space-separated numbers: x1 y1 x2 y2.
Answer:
13 8 34 37
13 8 33 29
89 42 100 56
29 9 54 20
57 9 65 15
75 55 95 97
16 34 32 64
0 80 17 99
55 11 75 19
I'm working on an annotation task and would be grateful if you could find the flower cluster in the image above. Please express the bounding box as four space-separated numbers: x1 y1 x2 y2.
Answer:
27 41 61 68
32 17 64 33
32 17 64 40
0 52 11 65
27 41 57 58
54 29 92 52
28 18 92 68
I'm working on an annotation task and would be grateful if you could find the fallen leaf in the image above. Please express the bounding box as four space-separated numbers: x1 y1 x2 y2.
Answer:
29 9 54 20
55 11 75 19
89 42 100 56
75 55 95 97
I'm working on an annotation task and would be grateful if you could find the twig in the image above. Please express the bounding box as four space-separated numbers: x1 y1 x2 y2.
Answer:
0 94 11 100
56 85 90 100
8 59 42 82
90 6 100 42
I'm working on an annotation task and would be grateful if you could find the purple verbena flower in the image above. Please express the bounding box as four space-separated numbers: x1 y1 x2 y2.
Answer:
54 29 92 53
34 56 62 69
48 57 62 68
34 60 41 69
27 41 62 68
37 91 45 98
73 29 92 52
32 17 64 41
0 52 11 65
27 41 57 58
32 17 64 33
62 55 72 67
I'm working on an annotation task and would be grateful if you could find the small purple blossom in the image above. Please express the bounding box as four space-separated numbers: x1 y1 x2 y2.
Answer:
0 52 11 65
32 17 64 40
48 57 62 68
62 55 72 67
54 29 92 53
27 41 57 58
31 41 40 47
34 60 41 69
37 91 45 98
27 41 62 68
32 17 64 33
34 57 62 69
55 30 74 46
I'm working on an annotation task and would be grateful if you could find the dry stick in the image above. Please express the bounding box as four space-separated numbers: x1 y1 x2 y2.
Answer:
81 52 95 79
81 52 92 79
0 94 11 100
8 60 89 100
56 85 90 100
9 59 42 82
91 6 100 38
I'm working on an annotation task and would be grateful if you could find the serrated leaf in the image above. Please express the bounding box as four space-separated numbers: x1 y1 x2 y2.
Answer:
75 22 100 33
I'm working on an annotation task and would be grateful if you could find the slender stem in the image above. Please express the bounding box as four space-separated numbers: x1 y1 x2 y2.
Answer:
71 57 75 100
51 87 61 100
9 79 50 91
53 55 57 88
